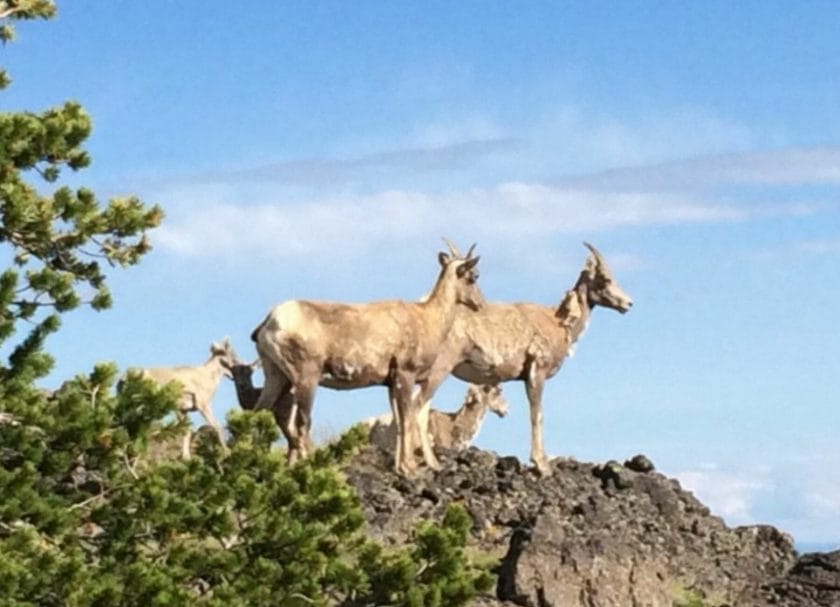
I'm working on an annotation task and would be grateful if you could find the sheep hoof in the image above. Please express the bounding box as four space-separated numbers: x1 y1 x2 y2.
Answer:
396 458 419 477
532 456 552 477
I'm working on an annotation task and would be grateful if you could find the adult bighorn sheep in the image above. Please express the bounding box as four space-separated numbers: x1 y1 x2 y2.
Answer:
251 245 484 475
414 242 633 476
127 339 238 459
365 383 509 453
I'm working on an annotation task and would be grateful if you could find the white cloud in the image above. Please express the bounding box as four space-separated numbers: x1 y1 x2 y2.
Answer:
154 182 762 262
677 468 768 522
676 456 840 547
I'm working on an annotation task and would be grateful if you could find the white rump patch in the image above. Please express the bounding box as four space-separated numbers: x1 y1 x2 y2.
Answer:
272 300 306 331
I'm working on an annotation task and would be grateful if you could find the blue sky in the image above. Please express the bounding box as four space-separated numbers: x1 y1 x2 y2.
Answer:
4 3 840 549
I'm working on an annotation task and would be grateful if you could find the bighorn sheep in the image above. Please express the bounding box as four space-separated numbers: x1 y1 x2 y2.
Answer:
128 339 238 459
230 361 261 411
229 360 311 454
414 242 633 476
251 245 484 475
365 383 509 452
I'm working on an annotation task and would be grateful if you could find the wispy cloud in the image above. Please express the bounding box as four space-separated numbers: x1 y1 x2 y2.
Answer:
166 137 521 187
154 183 764 261
148 143 838 264
555 146 840 191
752 237 840 260
797 239 840 255
534 105 756 173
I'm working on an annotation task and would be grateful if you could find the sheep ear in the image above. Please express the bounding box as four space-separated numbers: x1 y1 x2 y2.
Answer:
438 251 451 267
456 256 480 277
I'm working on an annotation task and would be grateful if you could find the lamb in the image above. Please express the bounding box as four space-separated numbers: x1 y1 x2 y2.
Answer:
365 383 509 452
251 245 484 475
127 339 238 459
413 242 633 476
229 360 261 411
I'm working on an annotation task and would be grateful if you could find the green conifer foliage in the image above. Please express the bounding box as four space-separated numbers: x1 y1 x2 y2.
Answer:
1 0 162 363
1 5 496 605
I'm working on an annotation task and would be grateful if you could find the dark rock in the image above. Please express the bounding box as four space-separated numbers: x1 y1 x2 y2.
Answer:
593 459 636 490
420 486 440 503
342 446 815 606
762 550 840 606
496 456 522 475
624 453 655 473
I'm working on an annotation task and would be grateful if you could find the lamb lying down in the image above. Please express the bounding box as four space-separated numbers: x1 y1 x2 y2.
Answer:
364 384 509 453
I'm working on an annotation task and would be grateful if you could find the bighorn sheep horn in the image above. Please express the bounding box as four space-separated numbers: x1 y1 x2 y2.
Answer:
442 237 462 258
583 242 605 265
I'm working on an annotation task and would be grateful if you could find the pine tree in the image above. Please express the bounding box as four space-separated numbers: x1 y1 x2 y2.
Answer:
1 5 495 605
0 0 163 361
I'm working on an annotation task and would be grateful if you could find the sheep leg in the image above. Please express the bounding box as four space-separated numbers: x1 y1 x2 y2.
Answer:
271 389 304 459
388 384 403 471
413 380 440 471
254 357 287 413
287 368 318 464
198 402 228 454
412 348 460 409
177 409 192 460
389 381 415 475
392 370 424 475
290 379 316 457
525 364 551 476
284 403 304 466
259 359 302 460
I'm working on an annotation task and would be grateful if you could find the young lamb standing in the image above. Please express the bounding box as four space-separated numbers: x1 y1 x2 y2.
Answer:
251 245 484 475
128 339 238 459
230 361 261 411
413 242 633 476
365 383 509 452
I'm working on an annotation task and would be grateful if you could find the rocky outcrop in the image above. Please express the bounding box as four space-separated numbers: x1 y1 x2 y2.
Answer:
764 551 840 606
344 446 840 607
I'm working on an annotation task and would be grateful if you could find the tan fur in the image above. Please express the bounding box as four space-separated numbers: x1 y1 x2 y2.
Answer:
131 339 238 459
252 246 484 475
413 243 633 476
365 383 508 452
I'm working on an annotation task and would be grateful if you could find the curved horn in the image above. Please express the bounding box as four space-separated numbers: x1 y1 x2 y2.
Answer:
442 237 461 257
465 243 477 259
583 242 605 264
